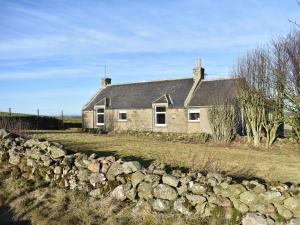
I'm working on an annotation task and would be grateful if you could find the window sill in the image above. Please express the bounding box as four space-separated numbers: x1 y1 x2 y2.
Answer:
155 124 167 127
97 123 104 126
188 120 200 123
118 120 127 122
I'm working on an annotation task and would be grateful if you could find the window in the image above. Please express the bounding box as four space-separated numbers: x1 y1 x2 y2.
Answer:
118 110 127 121
96 107 104 125
155 106 166 126
188 108 200 122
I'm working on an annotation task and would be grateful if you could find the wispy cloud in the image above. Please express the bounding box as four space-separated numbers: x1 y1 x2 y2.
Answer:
0 67 95 80
0 1 290 61
0 87 93 100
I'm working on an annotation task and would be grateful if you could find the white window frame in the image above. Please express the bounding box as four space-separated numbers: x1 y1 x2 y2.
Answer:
95 106 105 126
188 108 200 122
118 109 128 122
155 105 167 127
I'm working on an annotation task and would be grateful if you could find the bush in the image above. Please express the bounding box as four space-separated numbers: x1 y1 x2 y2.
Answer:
208 100 238 144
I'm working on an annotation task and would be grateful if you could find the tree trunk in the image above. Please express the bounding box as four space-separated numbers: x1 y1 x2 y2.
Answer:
252 130 260 146
269 126 279 147
246 123 252 144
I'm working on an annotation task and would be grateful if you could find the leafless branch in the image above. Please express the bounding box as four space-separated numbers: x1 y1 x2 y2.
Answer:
288 19 300 27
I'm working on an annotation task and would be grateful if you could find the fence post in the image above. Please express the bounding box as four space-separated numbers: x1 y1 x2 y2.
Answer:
37 109 39 130
9 108 11 117
61 110 64 129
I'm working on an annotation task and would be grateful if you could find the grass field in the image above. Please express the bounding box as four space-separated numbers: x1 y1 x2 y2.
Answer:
30 130 300 184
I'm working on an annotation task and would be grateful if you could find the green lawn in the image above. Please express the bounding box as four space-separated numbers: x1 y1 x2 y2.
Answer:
30 130 300 184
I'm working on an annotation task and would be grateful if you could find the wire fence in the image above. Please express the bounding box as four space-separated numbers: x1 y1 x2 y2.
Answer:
0 108 82 130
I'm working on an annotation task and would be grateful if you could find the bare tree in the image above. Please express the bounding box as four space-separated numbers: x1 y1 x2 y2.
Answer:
283 31 300 141
234 47 285 148
289 1 300 27
234 31 300 146
234 49 268 146
208 93 238 144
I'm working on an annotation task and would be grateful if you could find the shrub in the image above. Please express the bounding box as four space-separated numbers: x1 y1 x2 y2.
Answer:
208 99 238 144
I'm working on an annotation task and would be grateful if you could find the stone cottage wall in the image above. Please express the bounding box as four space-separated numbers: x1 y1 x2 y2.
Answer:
0 129 299 225
152 108 188 133
82 110 94 129
110 109 153 132
187 107 212 134
83 108 213 134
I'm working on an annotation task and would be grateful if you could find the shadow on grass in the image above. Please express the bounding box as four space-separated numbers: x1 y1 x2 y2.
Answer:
65 147 156 169
28 131 80 135
0 205 31 225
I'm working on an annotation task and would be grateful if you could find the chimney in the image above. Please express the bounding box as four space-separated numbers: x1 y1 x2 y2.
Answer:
101 77 111 87
193 58 205 81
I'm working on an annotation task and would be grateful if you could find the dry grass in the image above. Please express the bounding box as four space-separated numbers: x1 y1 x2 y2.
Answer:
29 130 300 183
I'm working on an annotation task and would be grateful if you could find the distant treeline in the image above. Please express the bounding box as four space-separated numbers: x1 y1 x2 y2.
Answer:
0 115 82 130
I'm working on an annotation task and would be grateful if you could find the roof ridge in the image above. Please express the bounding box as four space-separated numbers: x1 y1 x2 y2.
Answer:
202 76 237 82
106 76 192 87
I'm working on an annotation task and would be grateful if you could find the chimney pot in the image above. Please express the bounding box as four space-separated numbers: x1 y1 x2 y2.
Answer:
101 77 111 87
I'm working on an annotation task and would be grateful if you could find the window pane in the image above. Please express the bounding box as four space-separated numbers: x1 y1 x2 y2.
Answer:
189 113 200 121
119 113 127 120
97 114 104 124
97 108 104 113
156 114 166 124
156 106 166 112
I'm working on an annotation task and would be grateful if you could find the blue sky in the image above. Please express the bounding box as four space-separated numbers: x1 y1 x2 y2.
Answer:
0 0 299 115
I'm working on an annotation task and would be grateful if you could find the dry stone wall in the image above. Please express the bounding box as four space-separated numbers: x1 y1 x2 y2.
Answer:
0 129 300 225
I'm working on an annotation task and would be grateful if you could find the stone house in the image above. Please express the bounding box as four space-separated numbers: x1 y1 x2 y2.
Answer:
82 59 238 133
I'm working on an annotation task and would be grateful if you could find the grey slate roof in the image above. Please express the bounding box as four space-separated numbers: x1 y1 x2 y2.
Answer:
188 78 238 106
83 78 194 110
